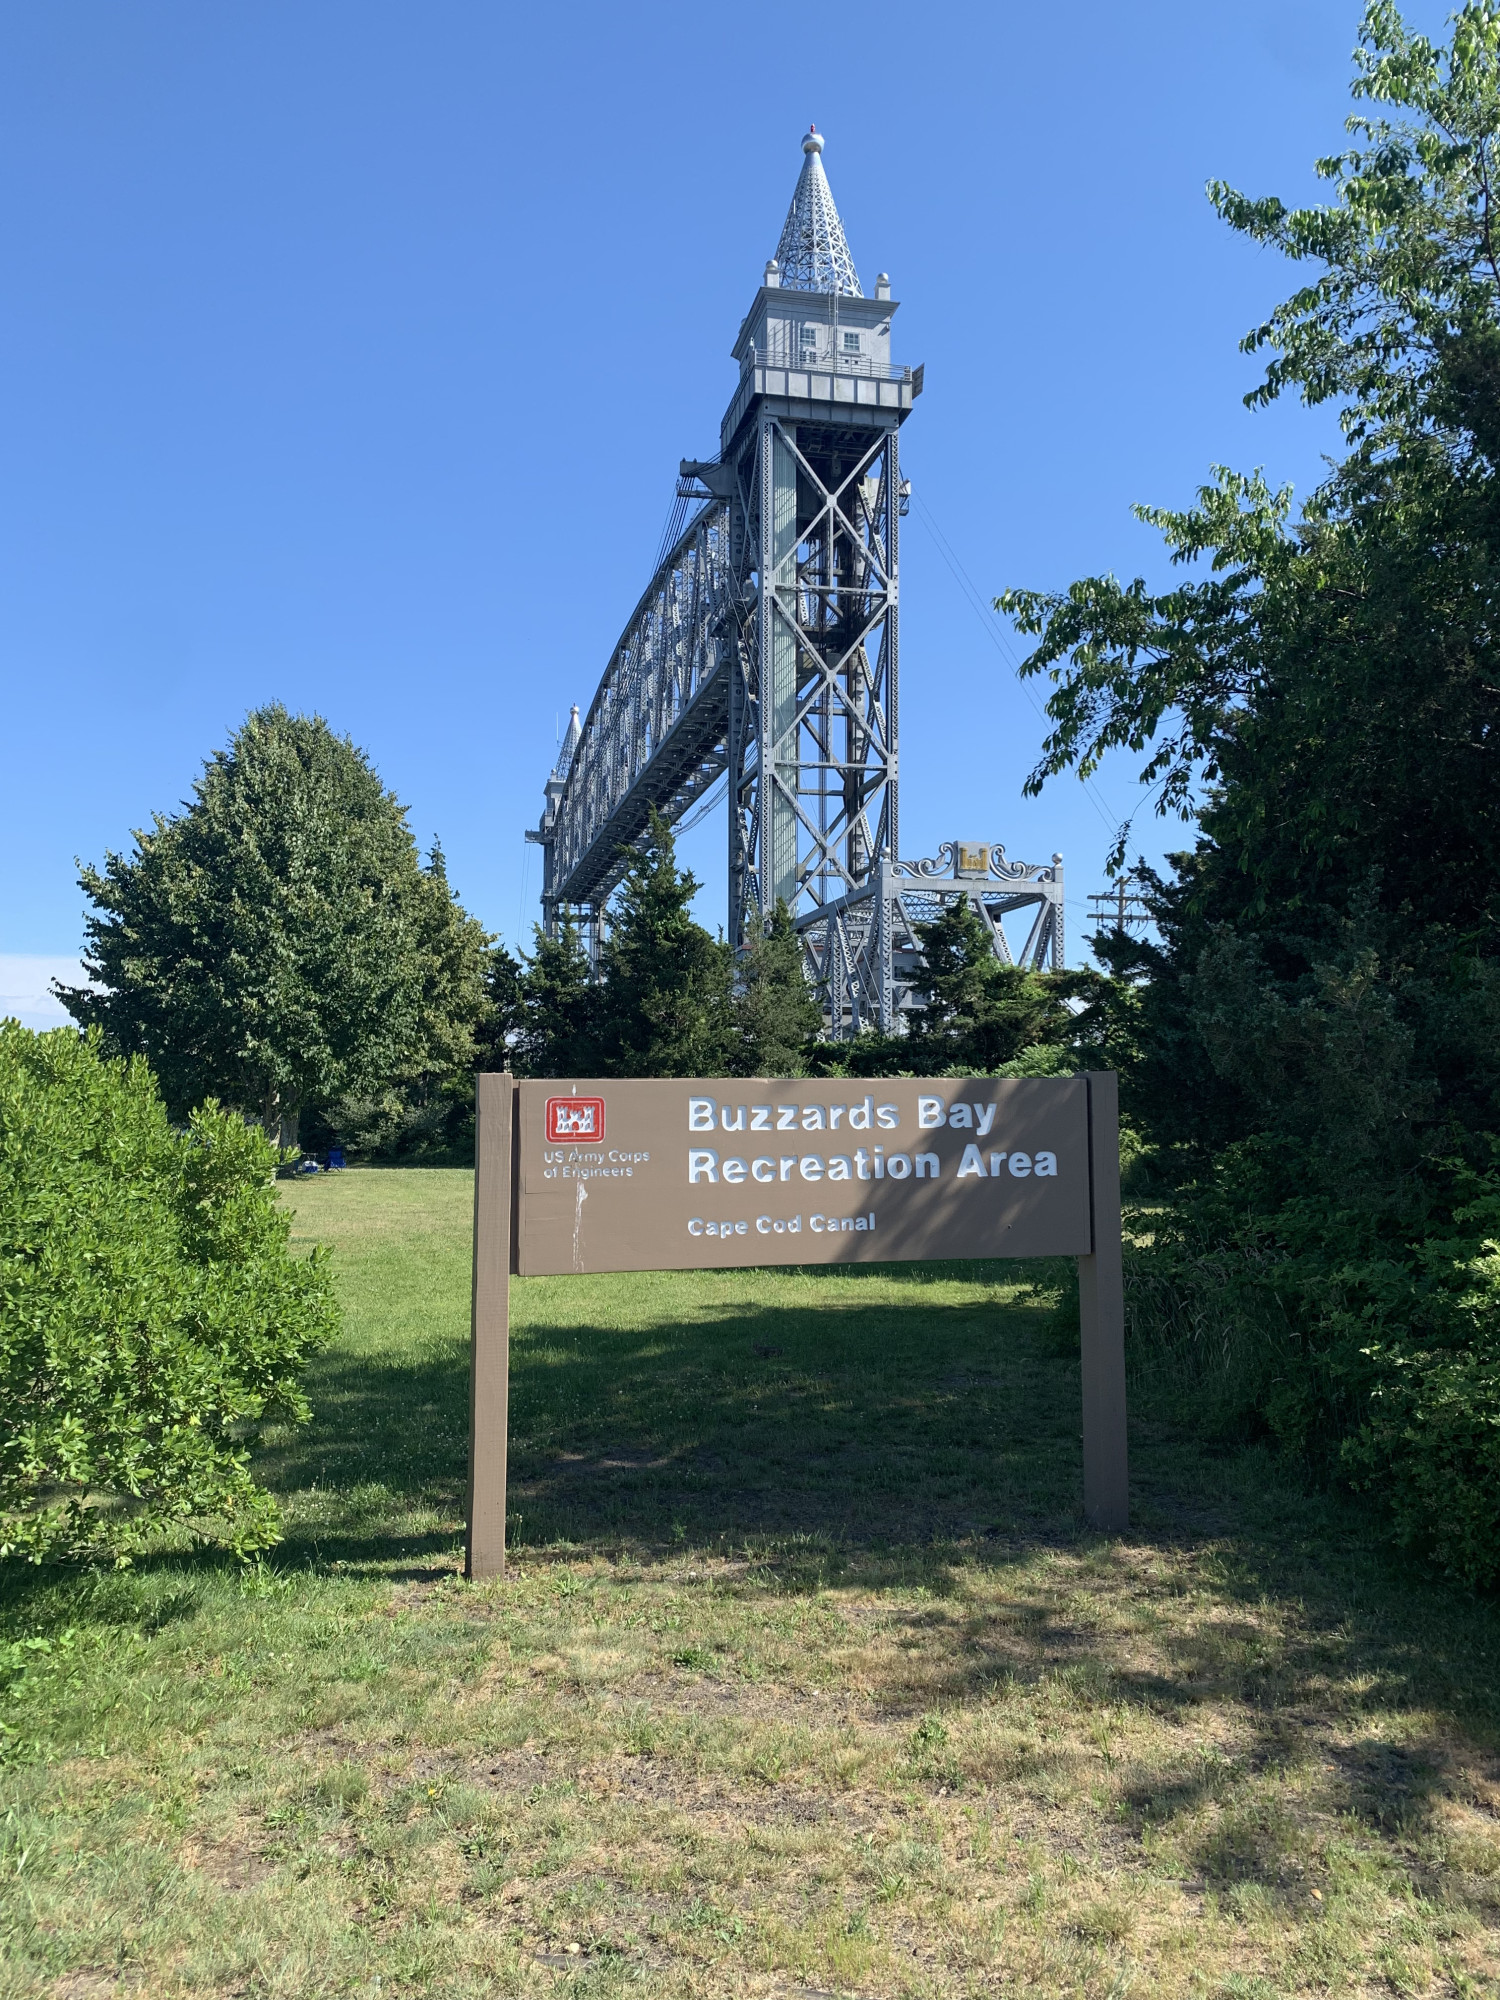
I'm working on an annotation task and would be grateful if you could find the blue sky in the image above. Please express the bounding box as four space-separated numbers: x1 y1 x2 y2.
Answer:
0 0 1452 1024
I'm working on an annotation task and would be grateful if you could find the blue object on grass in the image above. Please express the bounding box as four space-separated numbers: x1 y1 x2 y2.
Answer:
328 1147 346 1170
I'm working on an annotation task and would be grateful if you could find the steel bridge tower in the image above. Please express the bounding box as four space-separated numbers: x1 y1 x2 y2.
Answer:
713 126 910 985
530 129 1064 1029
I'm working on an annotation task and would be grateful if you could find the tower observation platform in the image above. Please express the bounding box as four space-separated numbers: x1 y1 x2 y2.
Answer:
529 130 1063 1032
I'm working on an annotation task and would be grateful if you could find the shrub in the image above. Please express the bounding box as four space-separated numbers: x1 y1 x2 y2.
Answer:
1125 1151 1500 1587
0 1022 339 1562
303 1081 473 1165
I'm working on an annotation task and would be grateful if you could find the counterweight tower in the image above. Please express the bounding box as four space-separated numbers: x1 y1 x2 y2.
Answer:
530 130 1064 1027
716 128 912 967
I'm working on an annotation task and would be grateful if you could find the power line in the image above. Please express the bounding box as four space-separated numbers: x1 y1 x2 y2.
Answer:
905 492 1127 847
1087 873 1154 937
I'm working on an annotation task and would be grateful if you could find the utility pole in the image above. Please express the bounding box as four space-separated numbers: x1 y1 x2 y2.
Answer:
1088 875 1152 937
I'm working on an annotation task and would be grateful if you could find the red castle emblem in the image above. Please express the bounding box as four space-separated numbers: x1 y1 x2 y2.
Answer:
545 1096 605 1143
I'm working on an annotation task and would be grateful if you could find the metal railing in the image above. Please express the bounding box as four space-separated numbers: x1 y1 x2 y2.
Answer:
742 348 909 383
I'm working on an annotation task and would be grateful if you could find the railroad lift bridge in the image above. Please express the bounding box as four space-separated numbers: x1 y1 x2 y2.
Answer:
529 128 1063 1034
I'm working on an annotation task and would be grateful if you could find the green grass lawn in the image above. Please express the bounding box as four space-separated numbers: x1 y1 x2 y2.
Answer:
3 1167 1499 1998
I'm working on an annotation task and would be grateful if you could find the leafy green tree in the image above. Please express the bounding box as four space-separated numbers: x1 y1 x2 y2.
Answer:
1218 0 1500 449
998 1 1500 1582
57 706 491 1144
0 1023 338 1562
1001 4 1500 896
594 810 735 1077
732 900 822 1076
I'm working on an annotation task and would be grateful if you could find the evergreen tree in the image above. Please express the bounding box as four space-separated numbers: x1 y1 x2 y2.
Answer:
594 810 734 1076
409 839 493 1098
732 899 822 1075
58 705 490 1144
474 942 525 1072
482 948 528 1072
512 919 600 1076
909 899 1089 1072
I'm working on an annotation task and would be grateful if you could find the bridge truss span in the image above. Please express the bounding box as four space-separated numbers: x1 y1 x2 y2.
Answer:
537 496 739 927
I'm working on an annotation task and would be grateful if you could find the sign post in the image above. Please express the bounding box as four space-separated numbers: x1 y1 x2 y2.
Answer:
466 1071 1127 1579
1079 1072 1128 1532
465 1072 513 1581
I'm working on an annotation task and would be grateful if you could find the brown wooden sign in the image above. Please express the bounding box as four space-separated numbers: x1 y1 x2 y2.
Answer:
466 1072 1127 1580
516 1075 1092 1273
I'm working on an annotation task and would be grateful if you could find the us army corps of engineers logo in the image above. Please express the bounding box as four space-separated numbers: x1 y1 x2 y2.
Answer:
545 1096 606 1143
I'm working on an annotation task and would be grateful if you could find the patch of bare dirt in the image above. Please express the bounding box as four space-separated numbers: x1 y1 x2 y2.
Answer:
178 1831 274 1891
382 1566 463 1609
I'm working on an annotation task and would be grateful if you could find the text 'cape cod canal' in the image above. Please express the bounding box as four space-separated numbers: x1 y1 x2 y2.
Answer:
510 1076 1094 1274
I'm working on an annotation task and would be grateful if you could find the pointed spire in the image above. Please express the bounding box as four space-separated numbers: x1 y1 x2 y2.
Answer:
771 127 862 297
557 704 582 778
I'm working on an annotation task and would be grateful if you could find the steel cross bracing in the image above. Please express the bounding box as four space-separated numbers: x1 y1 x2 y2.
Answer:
532 496 737 935
799 845 1065 1036
727 414 900 957
537 403 905 970
531 129 1066 1028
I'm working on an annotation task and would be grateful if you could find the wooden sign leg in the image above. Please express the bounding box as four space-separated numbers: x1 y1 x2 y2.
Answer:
1078 1071 1129 1531
466 1073 513 1580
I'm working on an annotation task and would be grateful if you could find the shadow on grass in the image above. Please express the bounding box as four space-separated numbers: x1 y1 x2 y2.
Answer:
7 1258 1500 1807
263 1284 1086 1566
0 1277 1074 1622
252 1276 1500 1746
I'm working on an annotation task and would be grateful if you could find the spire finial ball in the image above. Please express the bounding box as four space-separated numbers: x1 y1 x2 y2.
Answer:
803 125 825 155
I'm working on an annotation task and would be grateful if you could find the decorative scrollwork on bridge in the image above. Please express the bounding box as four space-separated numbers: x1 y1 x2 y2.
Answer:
893 843 1062 888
